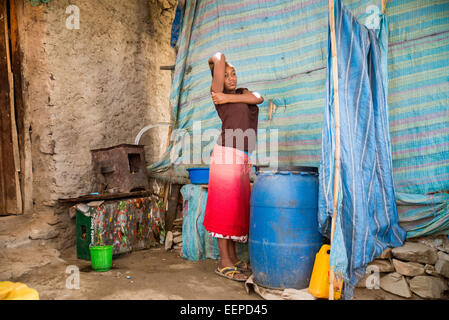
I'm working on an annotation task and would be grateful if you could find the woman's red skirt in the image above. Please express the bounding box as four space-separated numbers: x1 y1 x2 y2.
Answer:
203 144 252 242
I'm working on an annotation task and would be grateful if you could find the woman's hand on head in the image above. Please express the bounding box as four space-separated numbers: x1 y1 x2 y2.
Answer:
211 92 228 105
208 52 225 65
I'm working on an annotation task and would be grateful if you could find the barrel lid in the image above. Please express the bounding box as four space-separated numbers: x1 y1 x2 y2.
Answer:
255 165 318 174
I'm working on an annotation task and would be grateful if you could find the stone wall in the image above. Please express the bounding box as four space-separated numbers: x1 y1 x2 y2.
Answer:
17 0 176 216
357 236 449 299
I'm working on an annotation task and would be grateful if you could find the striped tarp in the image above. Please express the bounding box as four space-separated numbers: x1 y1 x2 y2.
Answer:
387 0 449 195
150 0 384 172
180 184 248 261
148 0 449 237
151 0 448 194
180 184 220 260
319 0 406 299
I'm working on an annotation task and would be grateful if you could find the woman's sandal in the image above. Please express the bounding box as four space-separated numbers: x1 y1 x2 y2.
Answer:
215 266 248 282
234 260 252 272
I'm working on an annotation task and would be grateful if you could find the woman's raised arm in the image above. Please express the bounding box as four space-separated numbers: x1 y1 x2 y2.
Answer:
208 52 226 93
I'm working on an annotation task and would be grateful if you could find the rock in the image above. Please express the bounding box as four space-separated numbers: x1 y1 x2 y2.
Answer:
164 231 173 251
424 264 440 277
160 0 172 10
409 276 448 299
368 259 394 272
416 236 449 254
440 242 449 254
173 235 183 244
29 224 59 240
68 207 77 219
172 231 182 237
377 247 392 259
392 242 438 264
172 218 183 225
379 272 412 298
435 251 449 278
392 259 425 277
46 216 60 226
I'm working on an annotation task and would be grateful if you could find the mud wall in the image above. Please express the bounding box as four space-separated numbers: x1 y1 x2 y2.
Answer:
18 0 176 215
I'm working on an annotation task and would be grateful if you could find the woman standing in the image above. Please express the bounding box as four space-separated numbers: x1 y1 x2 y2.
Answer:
203 52 264 282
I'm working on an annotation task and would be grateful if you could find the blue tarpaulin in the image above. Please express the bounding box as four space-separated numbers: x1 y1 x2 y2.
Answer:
170 3 182 49
155 0 449 239
180 184 248 261
318 0 407 299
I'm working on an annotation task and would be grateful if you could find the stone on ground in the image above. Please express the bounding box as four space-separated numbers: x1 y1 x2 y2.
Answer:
391 242 438 264
29 224 60 240
173 235 183 244
164 231 173 251
435 251 449 278
368 259 395 272
409 275 448 299
392 259 425 277
377 247 392 259
416 236 449 254
379 272 412 298
424 264 439 277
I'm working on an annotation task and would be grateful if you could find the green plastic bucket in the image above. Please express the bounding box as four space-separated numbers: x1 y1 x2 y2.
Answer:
89 245 113 272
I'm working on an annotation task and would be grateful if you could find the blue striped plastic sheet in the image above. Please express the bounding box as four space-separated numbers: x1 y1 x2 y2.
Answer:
318 0 406 299
149 0 449 194
396 192 449 238
387 0 449 195
148 0 384 173
180 184 220 260
149 0 449 251
180 184 248 261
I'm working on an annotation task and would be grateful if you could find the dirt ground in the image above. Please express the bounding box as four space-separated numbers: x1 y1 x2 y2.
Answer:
1 214 422 301
13 245 262 300
6 243 421 300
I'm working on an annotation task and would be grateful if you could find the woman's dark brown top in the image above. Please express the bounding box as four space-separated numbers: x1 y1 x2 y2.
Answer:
213 88 259 153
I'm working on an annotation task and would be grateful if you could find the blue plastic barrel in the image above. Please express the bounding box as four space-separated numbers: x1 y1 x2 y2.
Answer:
249 166 322 289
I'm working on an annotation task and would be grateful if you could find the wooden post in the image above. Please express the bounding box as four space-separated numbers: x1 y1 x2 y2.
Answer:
328 0 341 300
9 0 25 214
165 183 181 232
381 0 387 14
6 22 22 214
268 99 277 121
0 1 22 214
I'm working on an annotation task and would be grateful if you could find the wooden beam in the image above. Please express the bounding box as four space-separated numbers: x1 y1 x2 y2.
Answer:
4 0 22 214
165 183 181 232
58 190 158 204
9 0 25 214
0 1 21 215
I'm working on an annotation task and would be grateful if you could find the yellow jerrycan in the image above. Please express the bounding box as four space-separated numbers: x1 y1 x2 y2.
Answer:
308 244 341 300
0 281 39 300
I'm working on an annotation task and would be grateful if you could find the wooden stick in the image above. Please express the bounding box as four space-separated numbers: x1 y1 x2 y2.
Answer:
381 0 387 14
3 3 22 214
328 0 341 300
268 100 273 120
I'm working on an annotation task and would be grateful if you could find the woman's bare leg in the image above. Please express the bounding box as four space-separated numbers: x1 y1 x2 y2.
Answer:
218 238 233 268
217 238 247 280
228 240 239 265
